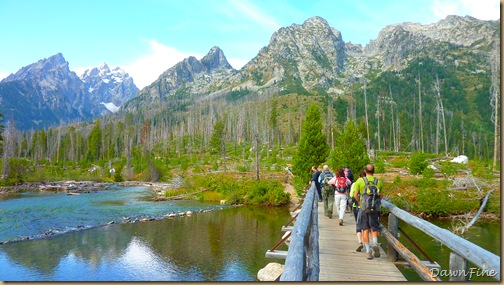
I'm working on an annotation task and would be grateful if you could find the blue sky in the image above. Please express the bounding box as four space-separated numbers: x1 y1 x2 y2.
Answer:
0 0 500 88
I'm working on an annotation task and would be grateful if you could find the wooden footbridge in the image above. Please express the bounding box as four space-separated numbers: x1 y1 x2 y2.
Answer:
266 184 500 282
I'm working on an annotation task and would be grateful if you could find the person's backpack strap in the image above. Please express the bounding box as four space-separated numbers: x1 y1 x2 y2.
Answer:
373 177 378 185
363 176 369 185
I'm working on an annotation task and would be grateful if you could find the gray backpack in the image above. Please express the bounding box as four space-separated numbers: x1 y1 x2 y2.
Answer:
321 172 334 192
361 177 381 214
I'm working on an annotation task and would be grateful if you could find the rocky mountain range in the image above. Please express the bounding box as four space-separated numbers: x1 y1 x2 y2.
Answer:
0 54 138 130
128 46 234 104
0 15 499 131
127 15 499 110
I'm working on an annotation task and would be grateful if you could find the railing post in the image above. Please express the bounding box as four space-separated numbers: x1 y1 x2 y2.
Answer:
306 194 319 281
280 184 318 281
449 252 469 281
387 213 398 262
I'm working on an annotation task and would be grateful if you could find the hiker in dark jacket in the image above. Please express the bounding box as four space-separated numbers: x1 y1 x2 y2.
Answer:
318 165 335 218
310 166 322 201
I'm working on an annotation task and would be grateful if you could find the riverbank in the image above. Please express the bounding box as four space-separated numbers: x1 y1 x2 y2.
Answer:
0 177 499 221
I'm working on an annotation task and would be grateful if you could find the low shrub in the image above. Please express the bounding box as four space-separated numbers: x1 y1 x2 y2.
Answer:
408 152 428 175
438 161 466 178
292 176 308 197
422 167 435 179
375 159 385 173
237 164 249 172
183 173 290 206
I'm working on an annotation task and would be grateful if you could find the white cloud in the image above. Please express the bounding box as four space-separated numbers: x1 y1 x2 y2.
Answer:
432 0 500 20
226 0 280 31
227 58 248 70
74 66 93 77
0 72 10 81
459 0 500 20
120 40 202 89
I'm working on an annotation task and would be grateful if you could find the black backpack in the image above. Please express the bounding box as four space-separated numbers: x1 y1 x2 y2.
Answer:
361 177 381 214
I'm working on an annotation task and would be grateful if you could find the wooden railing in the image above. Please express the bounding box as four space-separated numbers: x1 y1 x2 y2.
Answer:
274 187 499 282
279 183 319 281
381 200 500 281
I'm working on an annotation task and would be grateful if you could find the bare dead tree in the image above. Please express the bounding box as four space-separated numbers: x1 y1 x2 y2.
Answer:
388 85 397 151
417 74 424 152
489 40 500 169
363 79 370 150
375 95 381 150
2 116 16 179
434 74 448 155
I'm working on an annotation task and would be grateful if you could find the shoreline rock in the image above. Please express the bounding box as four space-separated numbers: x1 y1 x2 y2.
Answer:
0 205 232 245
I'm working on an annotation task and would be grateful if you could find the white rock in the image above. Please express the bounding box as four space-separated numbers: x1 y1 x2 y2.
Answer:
427 164 437 170
257 262 284 281
450 155 468 164
220 200 226 205
186 211 193 216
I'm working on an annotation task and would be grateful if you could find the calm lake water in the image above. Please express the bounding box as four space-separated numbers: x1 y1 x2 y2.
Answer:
0 187 291 281
0 187 499 281
388 218 500 282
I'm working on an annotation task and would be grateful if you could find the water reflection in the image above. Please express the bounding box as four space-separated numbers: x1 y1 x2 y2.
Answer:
390 219 500 282
0 206 290 281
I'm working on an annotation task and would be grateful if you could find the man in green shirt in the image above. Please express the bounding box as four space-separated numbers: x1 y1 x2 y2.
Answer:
353 164 383 260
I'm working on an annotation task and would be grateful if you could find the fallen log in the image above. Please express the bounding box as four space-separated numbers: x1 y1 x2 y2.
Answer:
456 190 494 234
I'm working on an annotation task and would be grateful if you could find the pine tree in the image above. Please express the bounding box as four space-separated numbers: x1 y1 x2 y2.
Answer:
292 103 329 181
329 119 369 173
209 119 225 155
88 119 102 160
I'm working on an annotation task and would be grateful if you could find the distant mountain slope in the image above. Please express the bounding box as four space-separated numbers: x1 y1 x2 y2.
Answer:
125 46 234 109
0 54 138 130
118 15 498 160
129 15 498 107
80 63 139 113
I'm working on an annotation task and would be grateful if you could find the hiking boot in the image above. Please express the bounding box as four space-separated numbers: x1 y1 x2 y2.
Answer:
373 244 381 258
338 219 343 226
366 252 373 259
328 214 332 219
356 242 363 252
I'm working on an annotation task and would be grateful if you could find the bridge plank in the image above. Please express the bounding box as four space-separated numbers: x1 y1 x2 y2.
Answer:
317 202 407 281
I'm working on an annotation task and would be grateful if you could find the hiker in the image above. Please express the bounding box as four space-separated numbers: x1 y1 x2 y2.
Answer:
328 169 351 226
354 164 383 260
344 168 353 212
310 166 322 201
349 171 366 252
318 165 335 218
344 166 354 183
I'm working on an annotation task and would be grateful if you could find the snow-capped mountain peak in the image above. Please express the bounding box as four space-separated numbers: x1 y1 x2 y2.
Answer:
80 63 139 107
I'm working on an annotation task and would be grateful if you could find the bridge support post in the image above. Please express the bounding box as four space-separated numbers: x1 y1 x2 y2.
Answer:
387 213 398 262
449 252 469 281
306 195 319 281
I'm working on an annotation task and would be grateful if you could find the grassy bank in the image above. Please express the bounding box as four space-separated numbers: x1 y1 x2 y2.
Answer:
375 152 500 219
164 172 290 206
